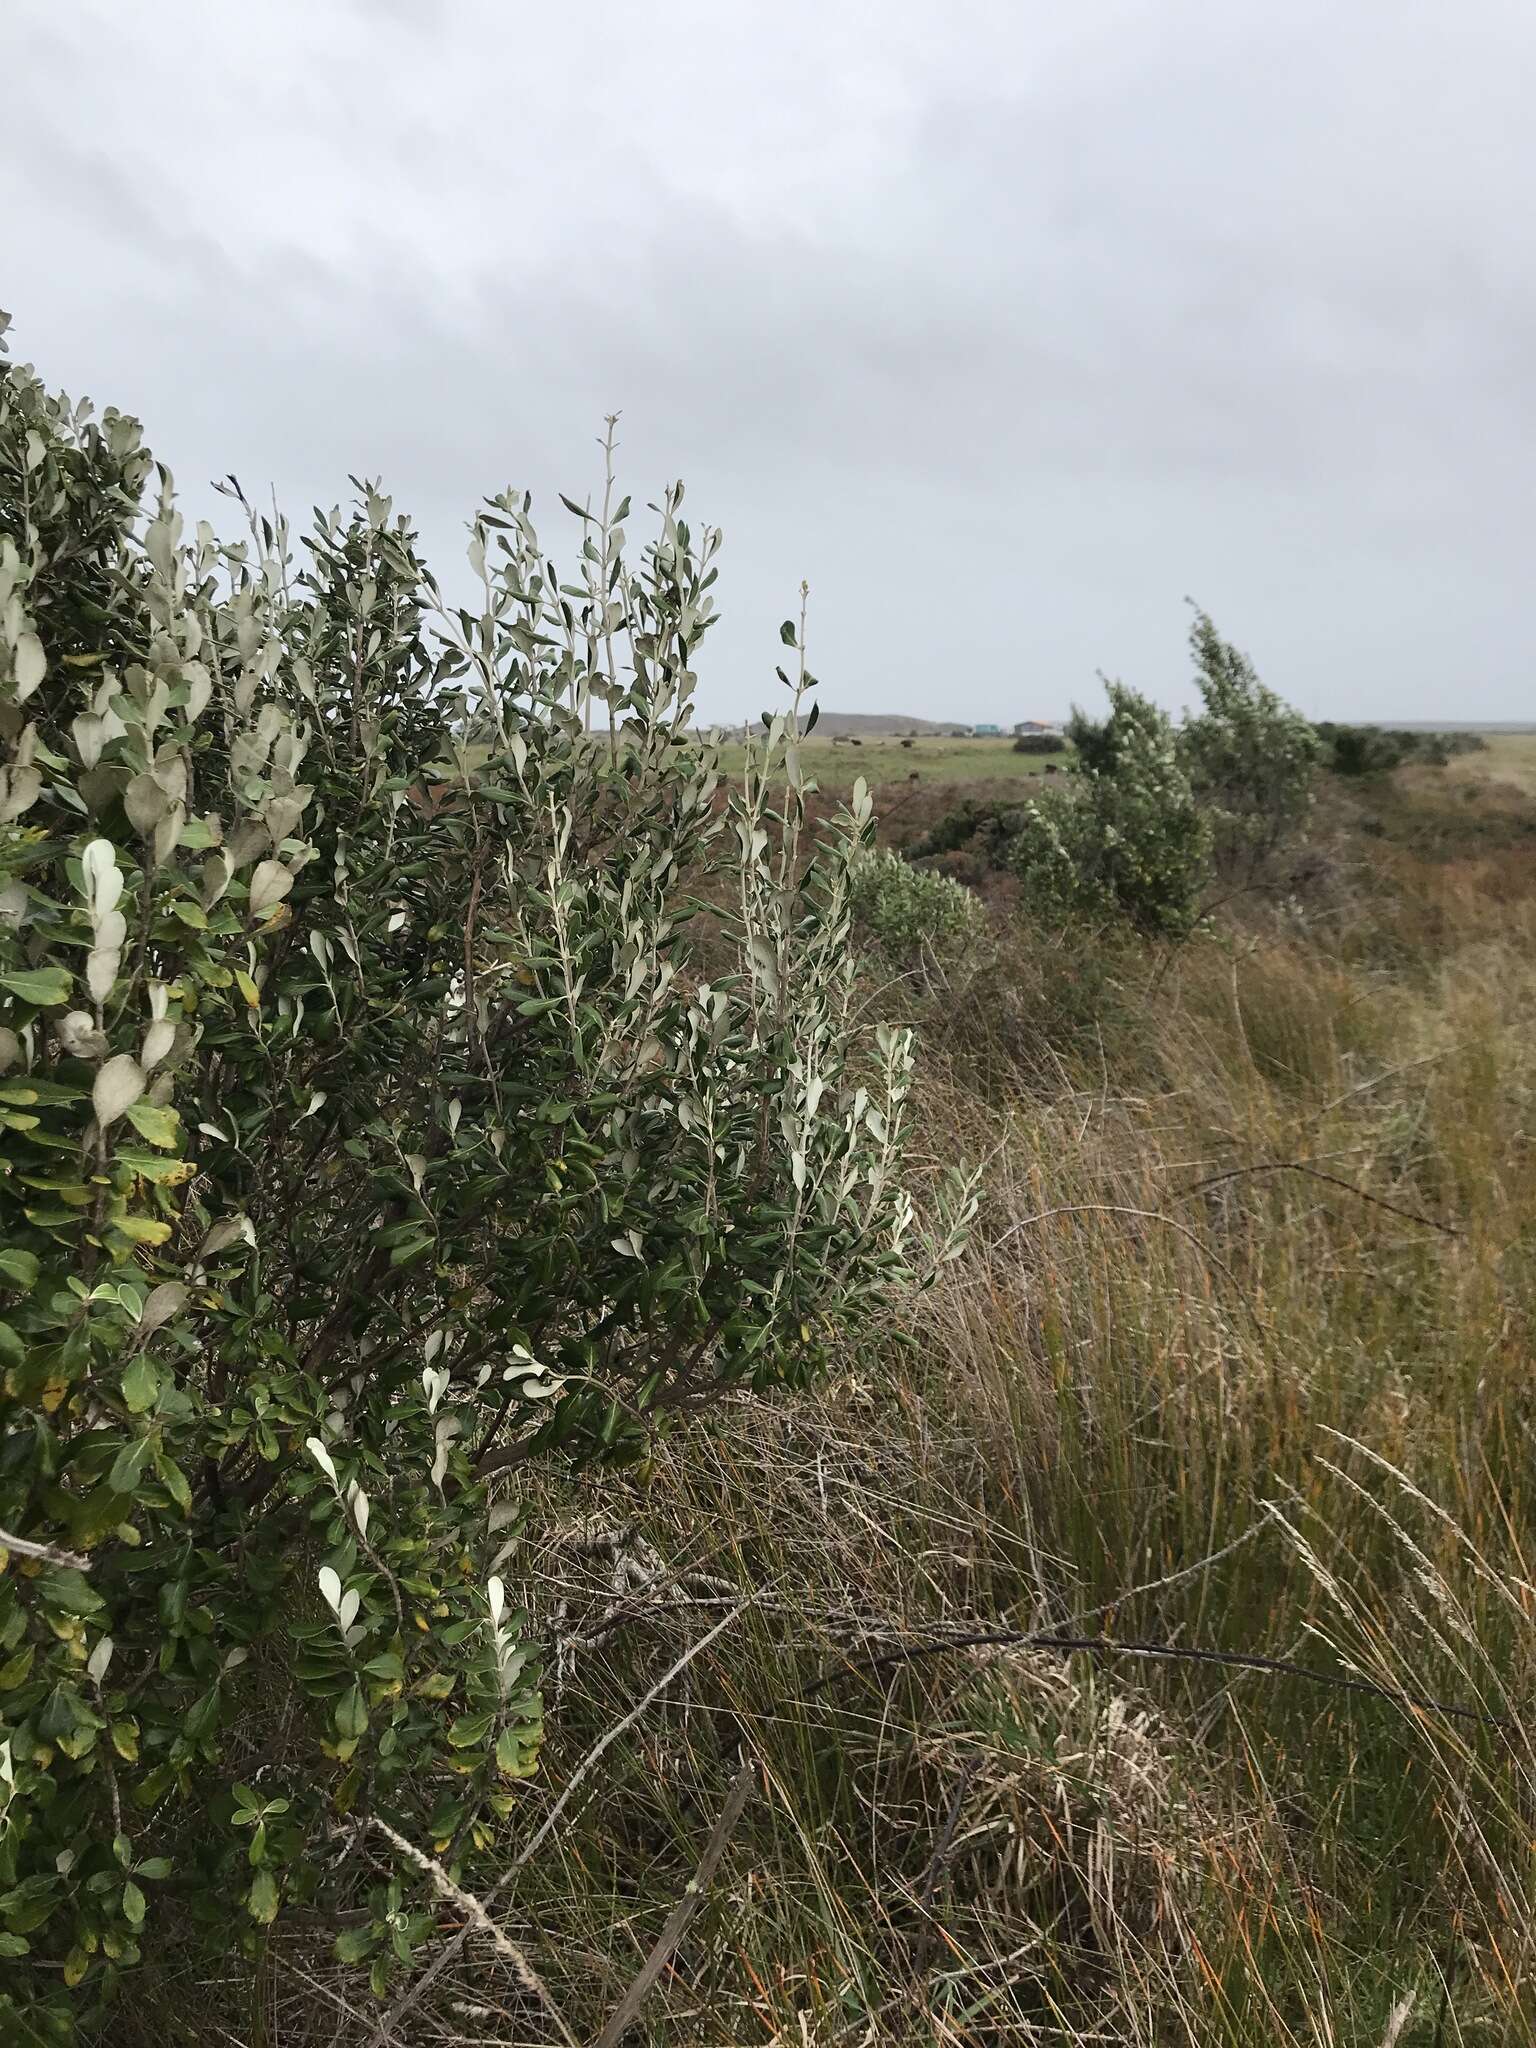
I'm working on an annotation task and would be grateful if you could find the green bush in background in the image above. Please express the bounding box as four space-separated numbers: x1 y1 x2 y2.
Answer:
1010 684 1211 935
847 845 987 976
1178 607 1321 882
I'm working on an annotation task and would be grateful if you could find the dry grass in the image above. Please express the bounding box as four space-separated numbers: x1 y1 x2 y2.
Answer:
114 760 1536 2047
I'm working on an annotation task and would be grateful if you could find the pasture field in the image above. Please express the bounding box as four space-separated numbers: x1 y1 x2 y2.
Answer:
1452 728 1536 793
710 731 1071 787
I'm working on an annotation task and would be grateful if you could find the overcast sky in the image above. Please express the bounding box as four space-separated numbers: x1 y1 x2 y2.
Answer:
7 0 1534 724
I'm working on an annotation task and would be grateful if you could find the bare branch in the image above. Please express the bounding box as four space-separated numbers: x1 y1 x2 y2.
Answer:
369 1818 578 2048
0 1526 91 1573
592 1749 758 2048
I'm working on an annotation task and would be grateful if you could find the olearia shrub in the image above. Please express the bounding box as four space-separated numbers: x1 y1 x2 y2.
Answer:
846 845 987 977
1011 684 1211 936
0 323 973 2033
1176 607 1320 884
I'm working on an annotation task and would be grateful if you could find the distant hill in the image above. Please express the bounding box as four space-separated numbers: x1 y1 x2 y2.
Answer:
808 710 957 736
704 710 962 739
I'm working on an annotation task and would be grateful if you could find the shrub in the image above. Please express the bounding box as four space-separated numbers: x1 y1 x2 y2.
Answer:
1318 722 1412 776
847 847 986 975
1177 609 1320 881
1063 696 1124 777
0 327 966 2027
1011 685 1210 936
1314 722 1487 777
1011 732 1066 755
909 797 1023 863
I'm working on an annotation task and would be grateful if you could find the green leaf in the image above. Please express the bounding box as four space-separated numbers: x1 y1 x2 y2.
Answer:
154 1451 192 1514
108 1437 153 1495
121 1880 146 1929
0 1250 39 1290
65 1483 132 1547
496 1724 530 1775
35 1566 104 1618
116 1150 192 1184
0 966 71 1006
246 1868 279 1925
0 1644 36 1691
120 1354 159 1415
334 1925 376 1964
184 1687 220 1742
335 1683 368 1741
0 1932 30 1958
38 1682 87 1741
114 1213 173 1246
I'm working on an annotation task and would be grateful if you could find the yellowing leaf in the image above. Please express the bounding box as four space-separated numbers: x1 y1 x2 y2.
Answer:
114 1215 173 1247
123 1101 181 1150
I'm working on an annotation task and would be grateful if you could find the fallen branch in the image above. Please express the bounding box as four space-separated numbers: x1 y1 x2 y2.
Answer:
1175 1160 1462 1238
369 1818 578 2048
807 1627 1512 1728
372 1600 751 2045
592 1749 758 2048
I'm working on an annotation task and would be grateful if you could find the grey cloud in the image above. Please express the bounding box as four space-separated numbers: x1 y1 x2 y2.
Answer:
5 0 1534 721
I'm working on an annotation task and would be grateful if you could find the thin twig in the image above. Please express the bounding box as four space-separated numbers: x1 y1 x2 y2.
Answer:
592 1749 758 2048
807 1627 1513 1728
1311 1045 1456 1124
370 1818 578 2048
517 1600 751 1873
1069 1519 1267 1626
909 1757 979 1976
373 1601 751 2044
993 1203 1265 1328
1380 1988 1418 2048
1176 1160 1462 1238
0 1526 91 1572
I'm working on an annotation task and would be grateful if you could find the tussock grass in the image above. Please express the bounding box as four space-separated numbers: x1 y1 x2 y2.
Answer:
122 768 1536 2046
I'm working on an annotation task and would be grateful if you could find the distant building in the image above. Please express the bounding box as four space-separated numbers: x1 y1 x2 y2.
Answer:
972 723 1002 737
1013 719 1062 737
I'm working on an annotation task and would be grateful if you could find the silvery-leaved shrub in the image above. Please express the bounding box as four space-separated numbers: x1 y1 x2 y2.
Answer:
0 322 968 2029
847 846 986 979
